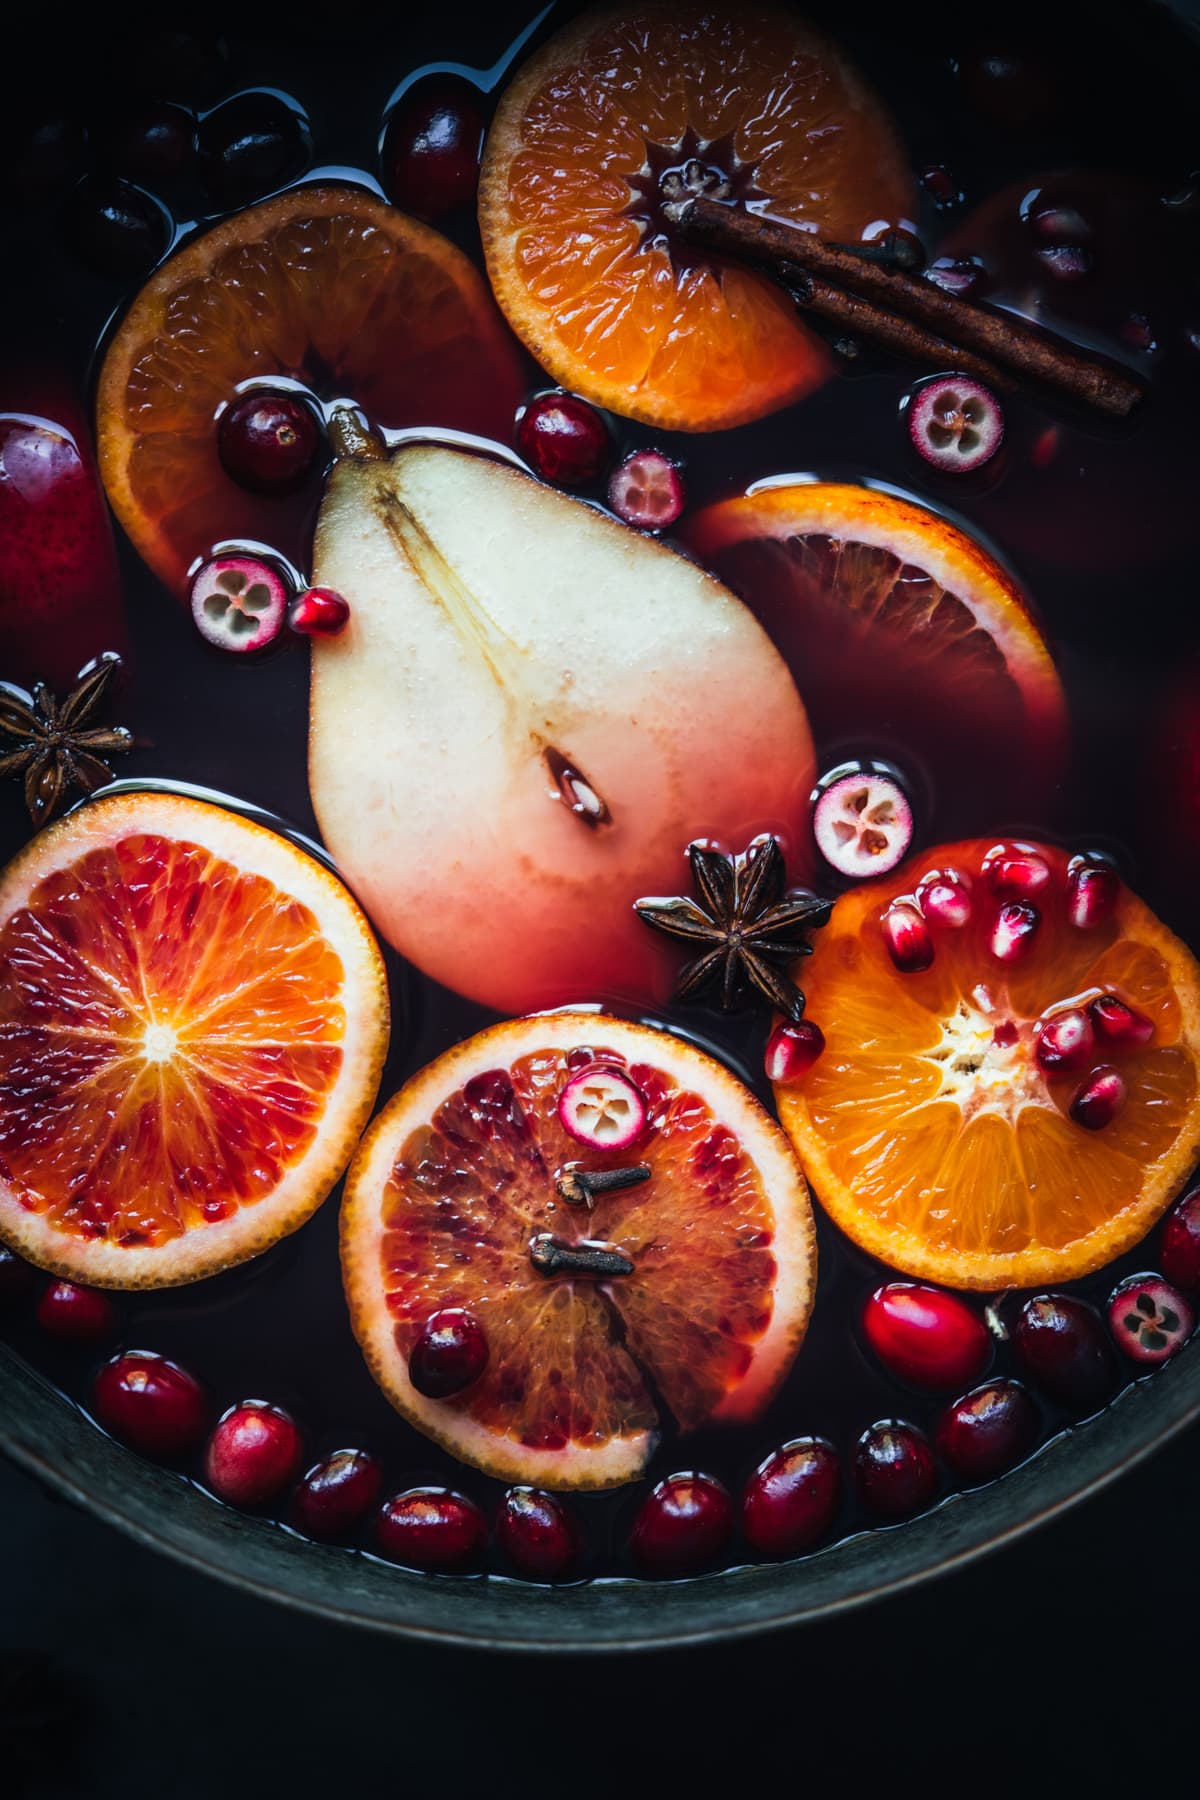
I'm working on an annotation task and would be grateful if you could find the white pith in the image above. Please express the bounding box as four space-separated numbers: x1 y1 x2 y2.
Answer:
926 987 1048 1122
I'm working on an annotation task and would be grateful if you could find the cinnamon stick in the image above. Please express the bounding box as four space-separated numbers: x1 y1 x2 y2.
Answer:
678 196 1143 418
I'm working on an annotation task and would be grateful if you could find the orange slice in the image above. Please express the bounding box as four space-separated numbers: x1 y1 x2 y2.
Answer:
684 483 1068 821
97 185 526 595
479 2 913 431
342 1014 815 1489
0 792 389 1287
776 838 1200 1289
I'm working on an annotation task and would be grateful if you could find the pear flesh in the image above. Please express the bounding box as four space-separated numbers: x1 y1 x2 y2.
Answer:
308 445 814 1015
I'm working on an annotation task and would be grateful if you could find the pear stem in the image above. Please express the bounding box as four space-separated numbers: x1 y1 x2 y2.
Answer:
327 404 387 462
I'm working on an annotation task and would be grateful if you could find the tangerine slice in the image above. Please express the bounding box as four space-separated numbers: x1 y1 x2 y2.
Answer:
776 838 1200 1289
97 186 526 595
0 793 389 1287
479 3 913 431
342 1014 815 1489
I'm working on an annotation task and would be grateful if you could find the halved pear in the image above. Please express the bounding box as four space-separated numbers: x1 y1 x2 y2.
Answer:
308 443 814 1014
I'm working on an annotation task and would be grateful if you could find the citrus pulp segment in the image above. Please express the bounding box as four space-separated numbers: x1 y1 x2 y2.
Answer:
0 792 389 1287
341 1014 816 1490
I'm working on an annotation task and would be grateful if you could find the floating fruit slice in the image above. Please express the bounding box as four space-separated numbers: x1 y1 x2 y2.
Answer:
479 2 912 431
775 838 1200 1289
0 792 388 1287
342 1014 815 1489
684 484 1067 828
97 185 526 595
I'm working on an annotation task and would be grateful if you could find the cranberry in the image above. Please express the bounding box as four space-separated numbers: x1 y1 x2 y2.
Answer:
197 91 310 207
376 1488 487 1571
1066 856 1119 929
741 1437 841 1557
936 1380 1039 1483
288 587 351 636
558 1063 647 1150
923 256 989 298
608 450 686 530
764 1019 826 1084
907 377 1004 475
190 553 289 654
204 1401 304 1508
218 392 320 495
93 1351 208 1458
1026 204 1092 247
990 900 1040 963
854 1422 936 1520
1034 1007 1095 1074
1089 996 1153 1051
382 76 487 219
63 176 170 279
408 1308 489 1399
294 1449 383 1541
629 1473 733 1575
813 765 913 878
882 902 934 973
1069 1066 1126 1131
1013 1295 1116 1407
1161 1188 1200 1291
1107 1275 1194 1367
35 1280 117 1342
92 103 195 182
0 1245 35 1307
863 1284 991 1391
497 1488 581 1582
516 393 611 488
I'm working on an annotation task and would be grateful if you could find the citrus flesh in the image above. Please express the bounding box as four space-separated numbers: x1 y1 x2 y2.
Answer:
775 839 1200 1289
0 793 389 1287
479 2 912 431
342 1014 816 1489
97 186 526 595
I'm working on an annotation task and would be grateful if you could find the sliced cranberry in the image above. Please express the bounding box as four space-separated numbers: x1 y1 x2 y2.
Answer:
882 902 934 973
608 449 686 530
1088 995 1153 1051
218 392 321 496
863 1284 991 1391
1066 856 1119 929
0 1246 34 1307
1012 1295 1116 1407
764 1019 825 1084
936 1380 1039 1483
382 75 487 219
190 554 289 654
1161 1188 1200 1292
408 1308 489 1400
629 1473 733 1575
204 1401 304 1508
516 393 611 488
990 900 1040 963
497 1488 581 1582
288 587 351 637
35 1280 117 1342
1034 1007 1095 1074
376 1488 487 1571
917 868 972 929
93 1351 208 1458
982 843 1051 899
1107 1275 1194 1367
812 766 913 879
558 1063 647 1150
853 1422 936 1520
294 1449 383 1540
1069 1066 1126 1131
741 1437 841 1557
907 376 1004 474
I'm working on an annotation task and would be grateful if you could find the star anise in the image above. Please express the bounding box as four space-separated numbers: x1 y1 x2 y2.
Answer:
635 836 832 1022
0 653 132 827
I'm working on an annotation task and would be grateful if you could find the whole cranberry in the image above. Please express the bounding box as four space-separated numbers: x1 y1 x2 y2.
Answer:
294 1449 383 1541
93 1351 208 1458
197 91 310 207
218 392 321 495
35 1280 117 1342
64 176 170 279
863 1284 991 1391
92 103 195 182
1013 1295 1116 1407
1161 1188 1200 1292
629 1472 733 1576
204 1401 304 1508
516 393 611 488
497 1487 581 1582
854 1422 937 1520
1107 1275 1194 1367
375 1487 487 1571
936 1380 1040 1484
382 75 487 219
0 1245 35 1307
741 1437 841 1557
408 1307 489 1400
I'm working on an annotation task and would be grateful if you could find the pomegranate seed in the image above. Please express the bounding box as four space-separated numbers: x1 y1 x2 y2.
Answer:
558 1063 647 1150
853 1422 936 1520
1089 995 1153 1051
294 1449 383 1541
1066 857 1119 929
923 255 989 299
382 75 486 220
882 902 934 973
936 1380 1039 1484
982 843 1051 899
190 553 289 654
0 1246 34 1307
919 164 961 207
862 1284 991 1391
497 1488 581 1582
1034 1007 1095 1074
35 1279 117 1342
376 1487 487 1571
217 391 320 495
629 1472 733 1575
1013 1295 1115 1406
288 586 351 636
1120 313 1158 354
993 1020 1019 1049
1161 1187 1200 1291
408 1307 489 1399
917 868 972 928
516 393 610 488
990 900 1040 962
1037 244 1094 282
608 449 686 530
764 1019 825 1084
740 1437 841 1557
93 1351 209 1458
204 1401 304 1508
812 765 913 878
1031 425 1060 470
1069 1065 1126 1130
1107 1275 1194 1367
1026 204 1091 246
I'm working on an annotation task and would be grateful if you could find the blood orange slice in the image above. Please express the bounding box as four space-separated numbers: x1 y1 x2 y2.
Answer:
97 185 526 595
342 1014 815 1489
479 2 913 431
776 838 1200 1289
0 792 388 1287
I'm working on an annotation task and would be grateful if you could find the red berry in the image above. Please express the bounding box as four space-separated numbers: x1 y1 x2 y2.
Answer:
294 1449 383 1540
497 1488 581 1582
982 843 1051 899
1089 995 1153 1051
35 1280 117 1342
1066 857 1119 929
376 1488 487 1571
813 766 913 879
1013 1295 1115 1406
907 376 1004 474
197 91 309 207
204 1401 303 1508
607 450 686 530
936 1380 1039 1483
917 868 972 928
854 1422 936 1520
218 392 320 495
93 103 196 183
93 1351 208 1458
64 176 170 279
382 76 486 219
516 393 610 488
740 1437 841 1557
629 1473 733 1575
557 1063 647 1150
1069 1065 1126 1131
764 1019 826 1085
863 1284 991 1391
990 900 1040 963
920 164 961 207
1161 1188 1200 1291
190 553 288 654
882 902 934 973
1034 1007 1095 1074
408 1308 489 1399
1037 244 1093 282
287 586 351 636
1107 1275 1194 1367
